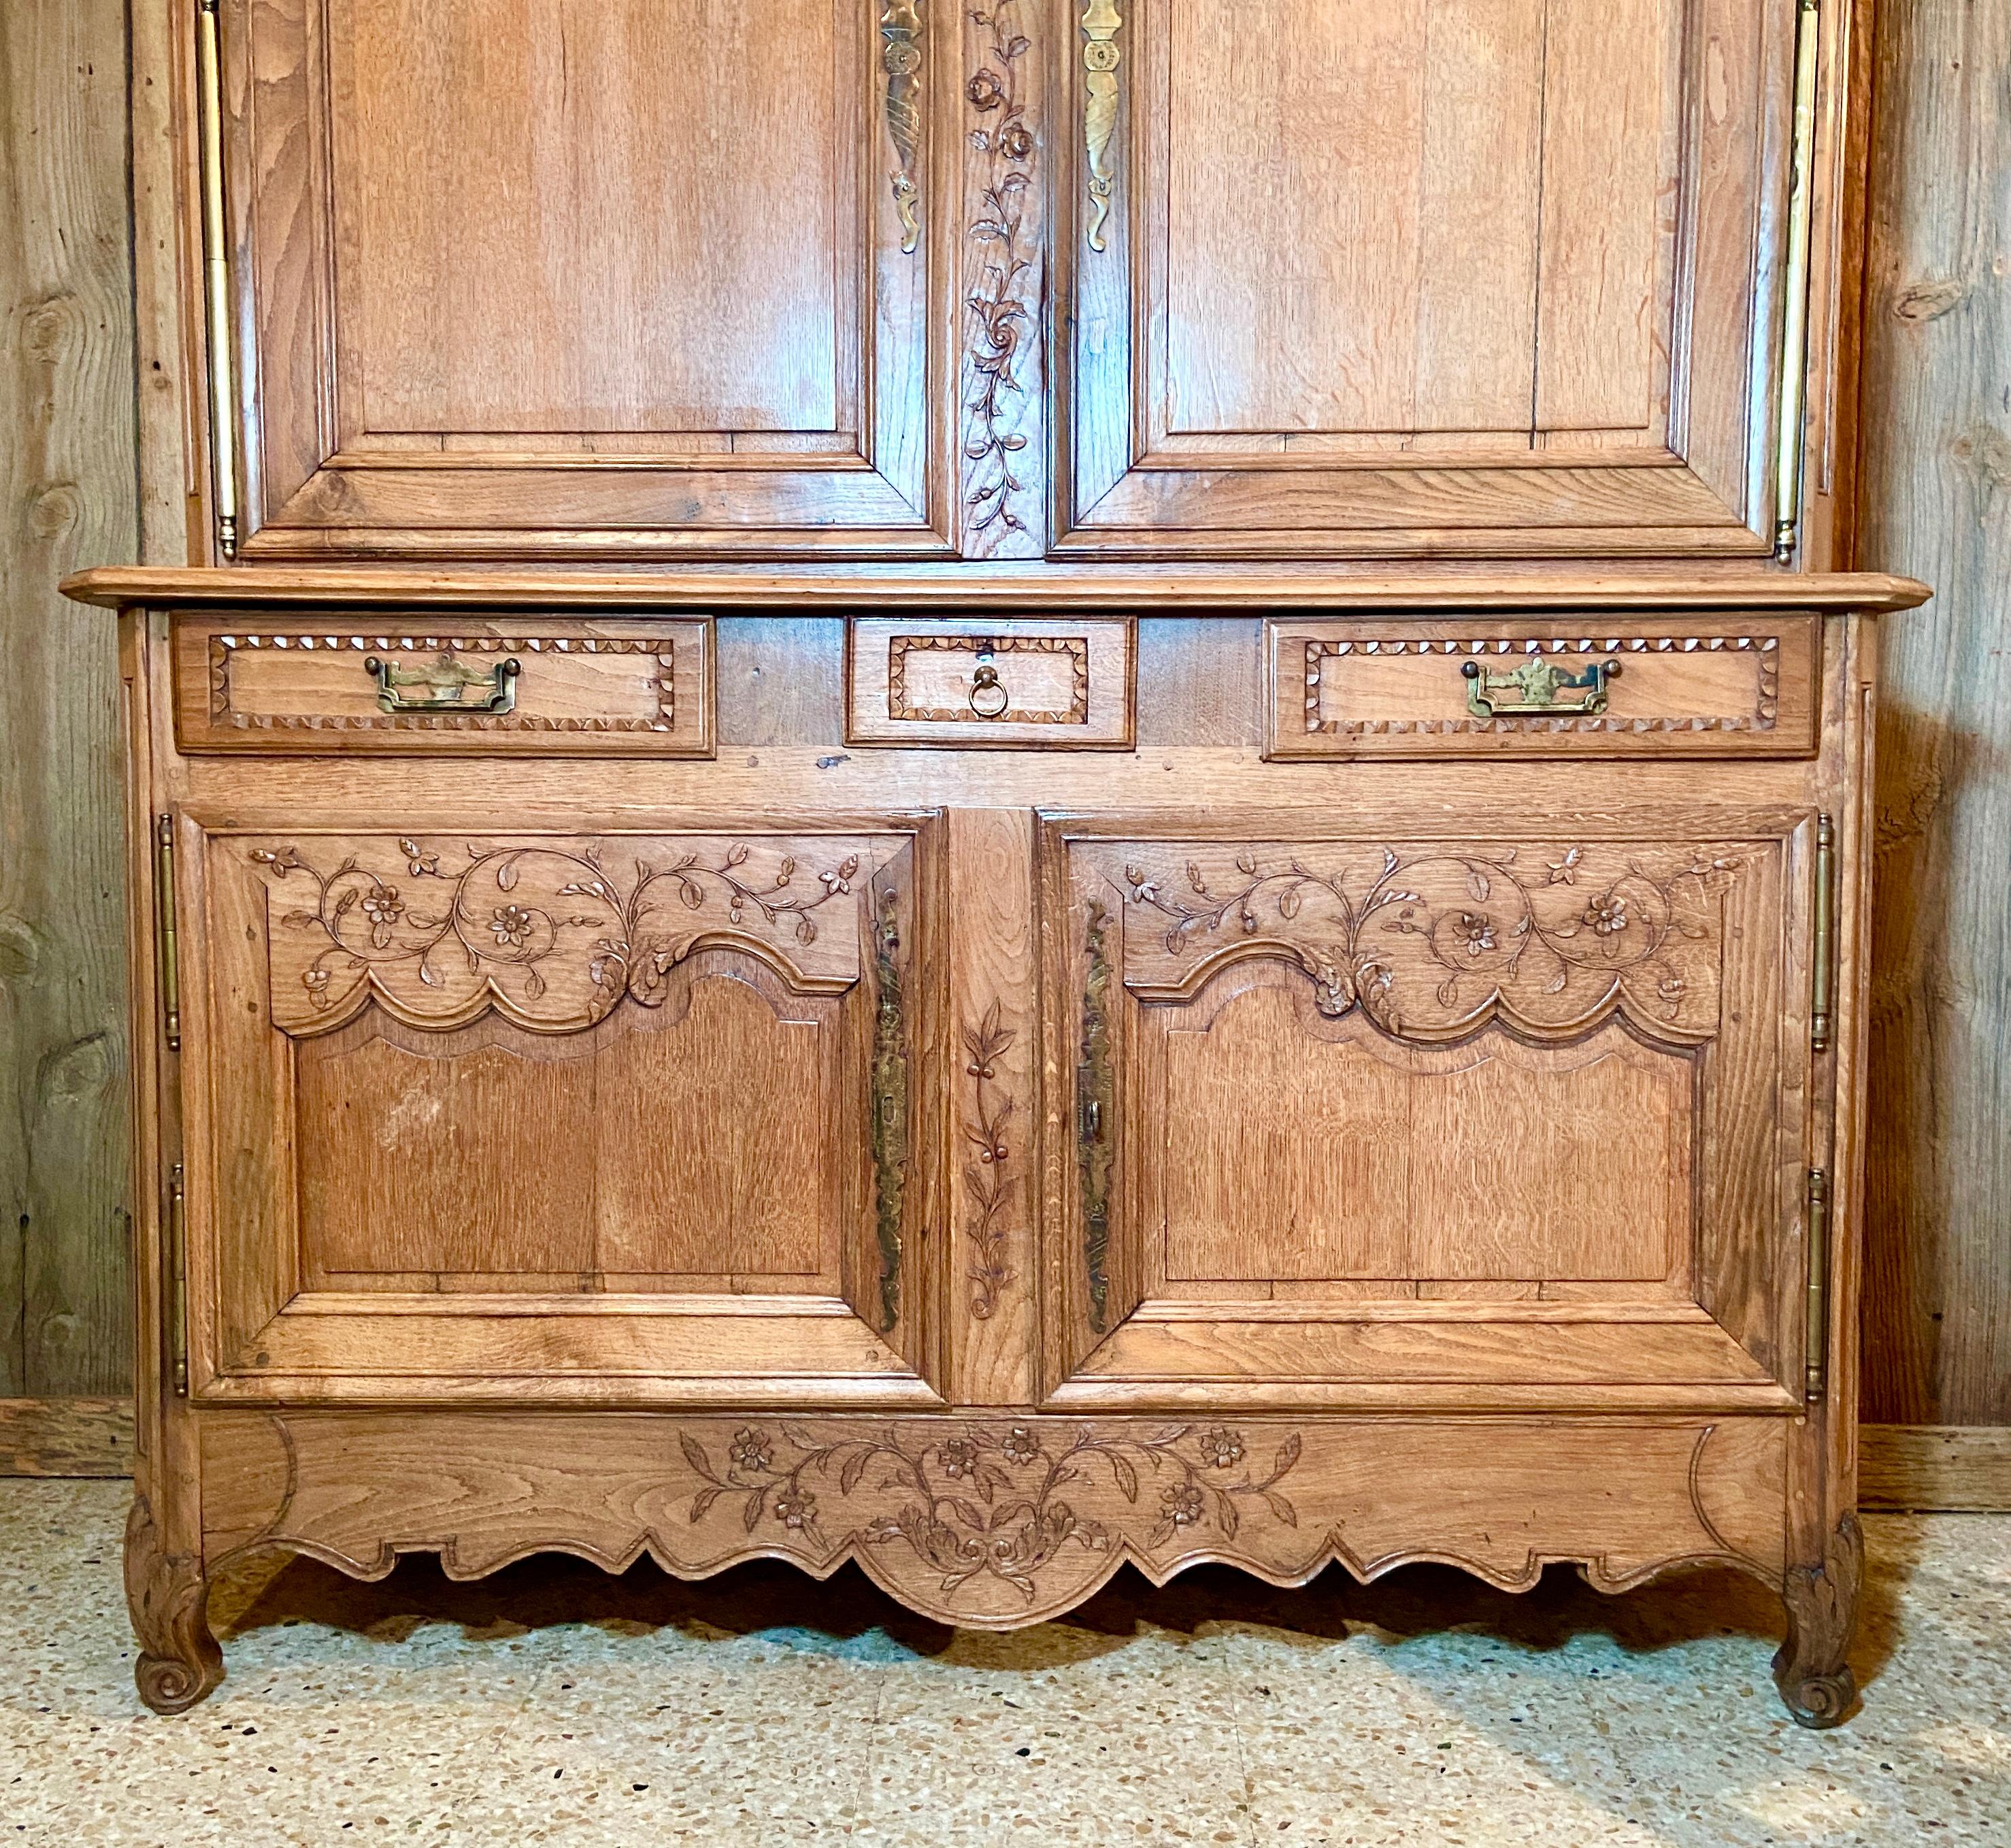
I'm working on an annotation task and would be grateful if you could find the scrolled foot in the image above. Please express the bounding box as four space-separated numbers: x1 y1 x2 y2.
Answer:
125 1492 225 1714
1772 1511 1863 1730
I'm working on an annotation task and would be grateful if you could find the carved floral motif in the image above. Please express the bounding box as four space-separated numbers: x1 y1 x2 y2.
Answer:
678 1419 1301 1600
961 1001 1017 1319
249 836 870 1031
1110 840 1746 1043
965 1 1036 540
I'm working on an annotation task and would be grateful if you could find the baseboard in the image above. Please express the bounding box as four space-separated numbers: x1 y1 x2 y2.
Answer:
1860 1424 2011 1511
0 1398 135 1476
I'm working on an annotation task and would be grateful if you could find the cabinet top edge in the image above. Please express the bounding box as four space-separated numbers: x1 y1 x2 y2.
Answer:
58 565 1932 616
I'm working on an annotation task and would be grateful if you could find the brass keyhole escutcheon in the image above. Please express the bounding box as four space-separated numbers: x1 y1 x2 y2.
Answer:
969 657 1010 720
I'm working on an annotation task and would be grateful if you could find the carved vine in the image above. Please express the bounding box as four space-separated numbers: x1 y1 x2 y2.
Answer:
250 838 861 1023
1118 842 1742 1039
961 1001 1017 1319
965 1 1035 538
871 885 909 1332
1078 899 1115 1331
680 1420 1301 1601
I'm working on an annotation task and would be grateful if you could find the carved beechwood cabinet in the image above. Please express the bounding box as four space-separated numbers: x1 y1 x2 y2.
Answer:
66 0 1927 1724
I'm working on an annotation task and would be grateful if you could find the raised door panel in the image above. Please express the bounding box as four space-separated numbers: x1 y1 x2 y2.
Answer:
1040 809 1817 1410
221 0 949 556
173 810 946 1404
1059 0 1797 556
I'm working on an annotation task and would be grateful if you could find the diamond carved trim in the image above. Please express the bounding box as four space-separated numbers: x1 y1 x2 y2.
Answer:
888 634 1089 725
1303 634 1782 737
209 633 678 733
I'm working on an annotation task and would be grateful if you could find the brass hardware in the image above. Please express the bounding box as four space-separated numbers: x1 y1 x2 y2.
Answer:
365 652 521 714
1805 1166 1830 1403
1078 899 1114 1330
154 814 181 1051
1461 655 1621 720
167 1164 188 1397
969 653 1010 720
1811 812 1836 1052
881 0 924 254
195 0 239 559
1774 0 1822 563
871 885 908 1332
1081 0 1123 252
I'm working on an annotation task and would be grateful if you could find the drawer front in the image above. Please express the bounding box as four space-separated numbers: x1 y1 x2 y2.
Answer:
846 618 1136 748
1266 614 1819 760
172 615 714 755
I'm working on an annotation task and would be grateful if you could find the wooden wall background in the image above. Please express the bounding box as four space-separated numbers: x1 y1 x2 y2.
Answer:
0 0 2006 1494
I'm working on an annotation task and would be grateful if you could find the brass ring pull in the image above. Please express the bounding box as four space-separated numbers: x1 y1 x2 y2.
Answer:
969 663 1010 720
1461 656 1620 719
365 653 521 714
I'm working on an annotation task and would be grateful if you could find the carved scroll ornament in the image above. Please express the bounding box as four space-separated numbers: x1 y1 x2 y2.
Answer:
248 834 882 1034
1101 839 1748 1046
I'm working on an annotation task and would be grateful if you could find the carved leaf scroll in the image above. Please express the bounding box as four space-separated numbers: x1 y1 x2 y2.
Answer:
1099 839 1751 1046
250 834 883 1035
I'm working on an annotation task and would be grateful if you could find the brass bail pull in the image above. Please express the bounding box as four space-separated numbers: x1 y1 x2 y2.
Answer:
969 655 1010 719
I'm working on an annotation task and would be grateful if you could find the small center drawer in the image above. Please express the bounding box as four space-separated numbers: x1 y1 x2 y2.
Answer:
171 614 714 755
1265 614 1819 760
845 617 1136 748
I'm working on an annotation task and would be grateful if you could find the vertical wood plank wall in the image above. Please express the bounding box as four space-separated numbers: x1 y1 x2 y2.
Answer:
0 1 135 1435
1858 0 2011 1502
0 1 2006 1499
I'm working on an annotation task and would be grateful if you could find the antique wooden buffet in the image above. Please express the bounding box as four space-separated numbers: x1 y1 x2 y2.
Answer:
66 0 1927 1723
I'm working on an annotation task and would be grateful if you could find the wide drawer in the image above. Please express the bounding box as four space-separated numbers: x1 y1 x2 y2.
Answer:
1265 614 1820 760
845 617 1136 748
171 614 714 755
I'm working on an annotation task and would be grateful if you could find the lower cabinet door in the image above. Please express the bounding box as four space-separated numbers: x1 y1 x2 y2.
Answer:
1040 807 1818 1412
173 808 944 1406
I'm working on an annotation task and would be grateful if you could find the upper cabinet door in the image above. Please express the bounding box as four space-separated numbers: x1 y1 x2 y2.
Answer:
219 0 950 557
1057 0 1801 558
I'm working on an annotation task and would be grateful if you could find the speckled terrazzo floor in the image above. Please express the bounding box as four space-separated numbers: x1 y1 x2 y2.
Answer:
3 1484 2008 1846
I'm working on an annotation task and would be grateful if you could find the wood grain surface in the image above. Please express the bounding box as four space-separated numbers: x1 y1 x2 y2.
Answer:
0 0 135 1397
1859 0 2011 1431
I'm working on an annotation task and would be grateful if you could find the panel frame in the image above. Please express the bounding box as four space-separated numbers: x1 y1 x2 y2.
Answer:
171 802 952 1407
1051 0 1808 558
211 0 957 559
1035 803 1819 1412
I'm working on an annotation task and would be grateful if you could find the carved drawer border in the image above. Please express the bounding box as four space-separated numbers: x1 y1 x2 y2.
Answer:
1303 633 1782 738
886 633 1091 725
207 632 678 734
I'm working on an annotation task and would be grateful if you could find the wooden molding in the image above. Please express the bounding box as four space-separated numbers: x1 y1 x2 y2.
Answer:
1859 1425 2011 1511
0 1397 135 1476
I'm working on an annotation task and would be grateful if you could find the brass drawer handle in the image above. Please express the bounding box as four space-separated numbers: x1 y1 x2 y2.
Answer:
365 652 521 714
1461 656 1621 719
969 662 1010 719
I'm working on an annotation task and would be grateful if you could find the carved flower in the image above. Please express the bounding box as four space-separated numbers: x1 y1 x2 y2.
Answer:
1000 1425 1040 1466
1584 893 1629 937
490 903 536 947
1453 912 1497 957
967 67 1005 110
360 885 403 946
1197 1428 1244 1470
1161 1481 1206 1528
399 838 439 878
1546 846 1582 886
818 869 851 897
997 119 1033 162
729 1428 771 1474
937 1438 980 1480
771 1488 817 1532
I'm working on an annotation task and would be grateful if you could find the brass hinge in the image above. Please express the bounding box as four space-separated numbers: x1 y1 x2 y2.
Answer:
1773 0 1822 563
154 814 181 1051
167 1164 189 1397
195 0 239 559
1804 1166 1830 1404
1811 812 1835 1053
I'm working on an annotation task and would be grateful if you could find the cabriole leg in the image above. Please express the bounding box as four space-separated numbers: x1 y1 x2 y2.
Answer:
124 1491 224 1714
1774 1511 1863 1728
